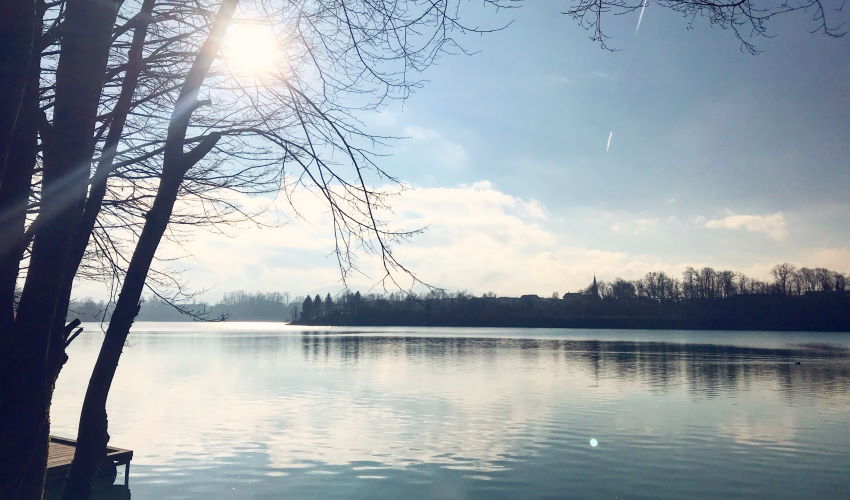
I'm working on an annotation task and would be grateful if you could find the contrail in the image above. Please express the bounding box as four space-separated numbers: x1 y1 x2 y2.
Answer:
635 0 648 35
606 131 613 152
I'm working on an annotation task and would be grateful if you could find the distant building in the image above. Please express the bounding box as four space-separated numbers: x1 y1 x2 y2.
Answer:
562 276 600 303
519 294 543 308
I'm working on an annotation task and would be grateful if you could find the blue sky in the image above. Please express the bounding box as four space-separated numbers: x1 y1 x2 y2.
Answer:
76 2 850 300
378 4 849 214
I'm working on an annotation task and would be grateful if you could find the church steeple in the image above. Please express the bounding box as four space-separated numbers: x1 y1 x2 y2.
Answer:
590 275 599 298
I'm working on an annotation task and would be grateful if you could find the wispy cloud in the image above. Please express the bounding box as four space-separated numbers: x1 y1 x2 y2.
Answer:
610 217 660 235
403 125 469 168
802 246 850 270
543 74 576 86
704 212 788 240
606 130 613 152
73 183 834 303
124 181 694 297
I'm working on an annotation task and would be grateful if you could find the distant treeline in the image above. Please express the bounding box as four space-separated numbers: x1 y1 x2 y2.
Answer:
296 264 850 331
68 263 849 331
70 291 303 323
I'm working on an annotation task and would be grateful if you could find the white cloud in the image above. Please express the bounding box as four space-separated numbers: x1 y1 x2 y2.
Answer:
609 217 659 235
704 212 788 240
75 182 842 302
132 181 688 298
800 246 850 272
378 184 693 294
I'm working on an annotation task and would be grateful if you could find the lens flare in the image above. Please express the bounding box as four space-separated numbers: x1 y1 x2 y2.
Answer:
224 23 281 76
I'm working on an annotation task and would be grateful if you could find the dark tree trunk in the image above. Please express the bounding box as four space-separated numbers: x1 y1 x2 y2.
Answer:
0 33 40 328
0 0 36 182
0 7 45 499
51 0 158 348
0 0 124 497
63 2 235 498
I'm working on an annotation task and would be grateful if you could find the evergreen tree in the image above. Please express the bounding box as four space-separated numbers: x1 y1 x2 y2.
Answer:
324 293 334 315
302 296 314 321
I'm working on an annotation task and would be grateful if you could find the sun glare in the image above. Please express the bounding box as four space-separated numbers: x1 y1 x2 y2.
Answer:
223 23 282 76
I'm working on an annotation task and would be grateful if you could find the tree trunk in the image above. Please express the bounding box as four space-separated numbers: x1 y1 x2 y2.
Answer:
0 0 36 182
0 0 124 497
0 33 39 328
63 2 235 497
51 0 158 349
0 78 42 494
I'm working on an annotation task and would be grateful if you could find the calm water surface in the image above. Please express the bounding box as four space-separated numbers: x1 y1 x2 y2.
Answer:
52 324 850 498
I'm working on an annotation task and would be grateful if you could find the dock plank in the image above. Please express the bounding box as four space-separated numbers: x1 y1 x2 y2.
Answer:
46 436 133 484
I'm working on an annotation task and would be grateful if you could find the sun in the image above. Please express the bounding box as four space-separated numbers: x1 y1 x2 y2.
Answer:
223 22 282 76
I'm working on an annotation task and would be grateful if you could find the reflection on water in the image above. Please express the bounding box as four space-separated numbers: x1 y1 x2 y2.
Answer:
52 324 850 499
297 333 850 399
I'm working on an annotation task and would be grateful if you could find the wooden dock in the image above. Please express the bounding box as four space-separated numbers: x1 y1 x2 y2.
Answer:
47 436 133 485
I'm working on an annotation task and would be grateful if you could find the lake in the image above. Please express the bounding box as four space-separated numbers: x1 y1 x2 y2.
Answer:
51 323 850 498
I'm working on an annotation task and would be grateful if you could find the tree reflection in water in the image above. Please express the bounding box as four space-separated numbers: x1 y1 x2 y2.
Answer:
298 332 850 400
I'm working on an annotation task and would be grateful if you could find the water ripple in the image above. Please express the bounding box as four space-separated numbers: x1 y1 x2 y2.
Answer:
50 324 850 499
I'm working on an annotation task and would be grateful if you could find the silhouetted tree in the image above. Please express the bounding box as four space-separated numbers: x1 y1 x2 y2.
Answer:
717 271 735 299
563 0 847 53
697 267 718 299
325 293 335 315
295 265 849 330
597 280 613 299
735 272 750 295
610 278 637 300
772 263 797 295
834 272 847 292
814 268 833 292
302 295 314 321
63 2 239 495
0 0 127 494
682 267 698 299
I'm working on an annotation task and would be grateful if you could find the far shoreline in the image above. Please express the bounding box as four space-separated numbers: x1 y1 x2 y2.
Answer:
107 317 850 333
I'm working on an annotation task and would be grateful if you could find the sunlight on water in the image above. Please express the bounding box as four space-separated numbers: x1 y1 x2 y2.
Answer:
51 324 850 499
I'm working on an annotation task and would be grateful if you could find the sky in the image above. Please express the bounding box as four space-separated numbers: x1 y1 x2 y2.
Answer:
75 2 850 301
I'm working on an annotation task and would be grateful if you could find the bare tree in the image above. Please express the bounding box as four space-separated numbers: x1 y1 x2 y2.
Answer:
0 0 125 495
63 2 239 495
814 267 833 292
834 272 847 292
698 266 717 299
682 267 697 299
63 0 512 495
610 277 637 300
0 0 514 493
717 270 735 299
771 263 796 295
562 0 846 53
